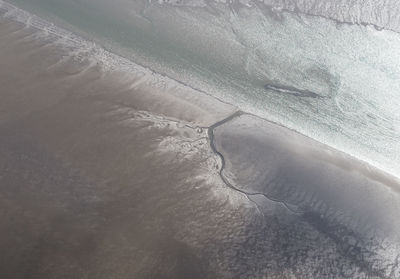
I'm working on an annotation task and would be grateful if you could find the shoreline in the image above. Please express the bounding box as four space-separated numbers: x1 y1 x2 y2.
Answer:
2 0 400 216
2 0 399 184
1 7 400 278
2 0 400 199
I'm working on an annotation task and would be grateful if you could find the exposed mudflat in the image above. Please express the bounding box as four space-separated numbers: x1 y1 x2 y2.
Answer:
1 13 400 279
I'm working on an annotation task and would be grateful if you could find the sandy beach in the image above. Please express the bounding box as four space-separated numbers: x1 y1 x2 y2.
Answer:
1 10 400 279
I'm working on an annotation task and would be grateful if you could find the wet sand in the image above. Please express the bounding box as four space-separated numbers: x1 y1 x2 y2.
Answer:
0 17 240 279
1 12 400 279
213 114 400 238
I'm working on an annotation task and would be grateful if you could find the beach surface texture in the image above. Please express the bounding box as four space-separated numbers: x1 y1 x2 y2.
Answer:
1 2 400 278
